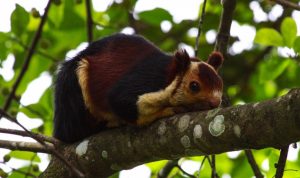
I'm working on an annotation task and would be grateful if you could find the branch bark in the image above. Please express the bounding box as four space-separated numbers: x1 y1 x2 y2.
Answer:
270 0 300 11
0 128 59 145
0 0 52 115
214 0 236 54
40 88 300 178
0 140 53 153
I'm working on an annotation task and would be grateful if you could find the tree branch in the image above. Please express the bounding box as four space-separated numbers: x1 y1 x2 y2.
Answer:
0 109 85 178
0 140 52 153
85 0 93 43
245 149 264 178
275 146 289 178
157 159 179 178
0 128 59 145
0 0 52 117
40 88 300 178
194 0 207 57
214 0 236 54
270 0 300 11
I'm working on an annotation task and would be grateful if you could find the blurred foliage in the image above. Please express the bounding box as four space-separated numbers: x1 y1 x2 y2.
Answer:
0 0 299 177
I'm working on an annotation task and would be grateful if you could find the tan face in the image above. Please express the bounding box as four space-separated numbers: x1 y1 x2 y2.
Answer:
170 61 223 110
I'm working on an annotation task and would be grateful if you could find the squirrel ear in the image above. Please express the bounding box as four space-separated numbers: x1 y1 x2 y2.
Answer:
207 51 224 70
174 49 191 73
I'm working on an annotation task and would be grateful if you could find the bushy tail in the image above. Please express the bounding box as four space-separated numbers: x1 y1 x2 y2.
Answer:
53 58 97 143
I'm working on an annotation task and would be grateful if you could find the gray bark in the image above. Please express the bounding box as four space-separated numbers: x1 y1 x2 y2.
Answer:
40 88 300 178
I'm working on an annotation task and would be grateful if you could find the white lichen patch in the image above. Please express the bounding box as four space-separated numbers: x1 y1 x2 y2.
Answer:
19 142 25 147
205 107 221 119
233 125 241 138
101 150 108 159
253 102 259 108
193 124 202 139
209 115 225 136
158 122 167 135
180 135 191 148
178 115 190 132
127 141 132 148
276 97 281 103
75 140 89 156
12 142 17 147
287 105 290 111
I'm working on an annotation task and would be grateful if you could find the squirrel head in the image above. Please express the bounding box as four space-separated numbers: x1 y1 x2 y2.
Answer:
168 50 224 110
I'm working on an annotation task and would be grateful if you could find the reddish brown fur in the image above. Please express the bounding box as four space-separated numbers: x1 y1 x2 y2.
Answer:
86 39 161 115
207 51 224 70
198 63 223 91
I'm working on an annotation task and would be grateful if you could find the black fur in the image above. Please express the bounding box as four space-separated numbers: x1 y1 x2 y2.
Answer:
108 52 172 122
53 57 107 143
54 33 170 142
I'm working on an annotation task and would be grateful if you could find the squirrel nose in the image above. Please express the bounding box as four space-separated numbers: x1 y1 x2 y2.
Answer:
209 98 221 108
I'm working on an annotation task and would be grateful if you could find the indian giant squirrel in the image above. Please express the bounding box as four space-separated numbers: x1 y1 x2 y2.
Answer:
53 34 224 143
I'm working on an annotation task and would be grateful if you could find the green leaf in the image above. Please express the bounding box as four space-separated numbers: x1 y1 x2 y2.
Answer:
254 28 284 47
138 8 173 26
9 166 40 178
294 36 300 53
9 151 40 162
259 57 290 83
281 17 297 48
11 4 29 36
19 103 48 118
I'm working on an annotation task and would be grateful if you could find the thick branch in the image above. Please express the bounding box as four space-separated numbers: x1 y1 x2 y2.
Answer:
41 89 300 178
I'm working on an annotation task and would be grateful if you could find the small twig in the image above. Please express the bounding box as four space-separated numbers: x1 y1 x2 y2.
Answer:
85 0 93 43
245 150 264 178
0 139 52 153
270 0 300 11
214 0 236 54
9 36 59 62
0 0 85 176
275 146 289 178
211 155 219 178
157 159 179 178
195 0 207 57
0 0 52 118
197 156 207 178
0 109 85 178
0 128 59 145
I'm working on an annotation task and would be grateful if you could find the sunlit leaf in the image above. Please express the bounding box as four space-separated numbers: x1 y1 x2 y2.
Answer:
259 57 290 83
9 151 40 162
255 28 284 47
11 4 29 36
19 103 48 119
281 17 297 48
138 8 172 26
9 166 40 178
294 36 300 53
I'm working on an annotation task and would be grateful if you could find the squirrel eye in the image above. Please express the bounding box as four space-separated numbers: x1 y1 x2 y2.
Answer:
189 81 200 93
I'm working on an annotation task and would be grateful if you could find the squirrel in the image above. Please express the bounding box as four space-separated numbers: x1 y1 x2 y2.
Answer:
53 33 224 143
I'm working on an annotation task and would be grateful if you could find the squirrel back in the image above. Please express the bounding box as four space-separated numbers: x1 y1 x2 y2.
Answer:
53 34 224 143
